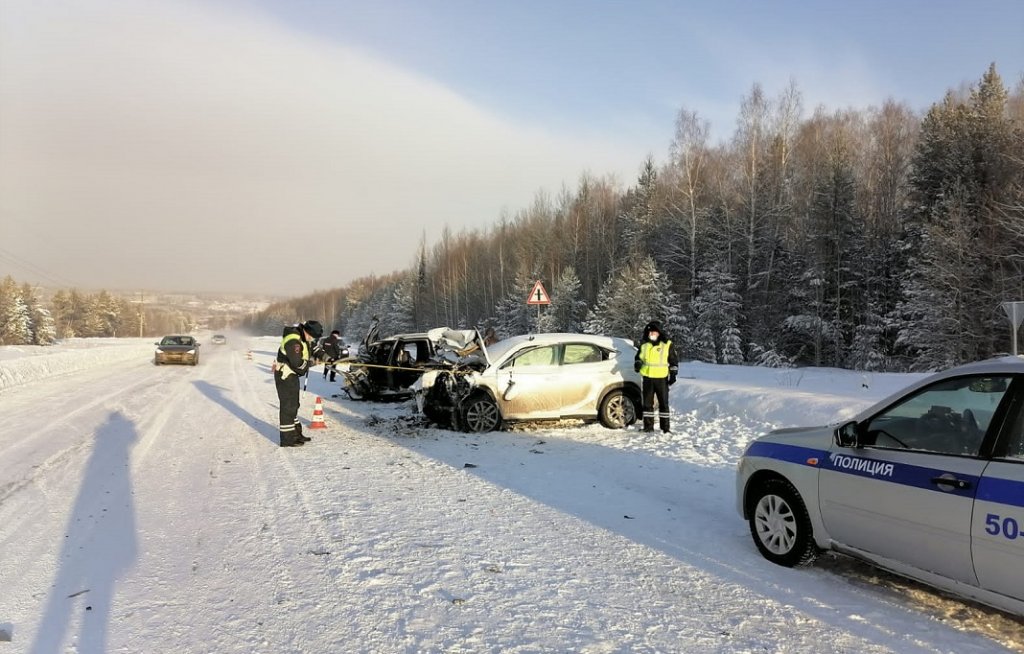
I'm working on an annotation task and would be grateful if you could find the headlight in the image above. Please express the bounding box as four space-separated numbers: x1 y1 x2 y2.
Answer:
187 349 196 355
155 349 162 355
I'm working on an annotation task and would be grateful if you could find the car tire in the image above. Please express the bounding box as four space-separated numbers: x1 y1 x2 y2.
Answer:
598 389 637 429
748 477 818 567
461 394 501 433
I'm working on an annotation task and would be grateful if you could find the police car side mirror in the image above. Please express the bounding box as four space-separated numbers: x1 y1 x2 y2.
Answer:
835 421 861 448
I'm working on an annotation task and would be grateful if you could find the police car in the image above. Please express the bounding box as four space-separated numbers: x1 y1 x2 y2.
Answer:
736 356 1024 616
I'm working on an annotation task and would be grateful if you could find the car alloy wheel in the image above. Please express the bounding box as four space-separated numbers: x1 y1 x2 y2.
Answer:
462 395 500 433
748 478 818 567
599 390 637 429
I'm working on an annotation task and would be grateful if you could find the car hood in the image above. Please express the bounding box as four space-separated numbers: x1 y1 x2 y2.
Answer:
748 424 834 452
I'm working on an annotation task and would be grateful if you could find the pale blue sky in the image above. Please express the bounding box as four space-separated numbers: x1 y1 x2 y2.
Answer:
232 0 1024 143
1 0 1021 295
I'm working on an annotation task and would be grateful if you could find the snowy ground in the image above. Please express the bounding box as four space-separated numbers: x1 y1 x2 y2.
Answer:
0 335 1021 653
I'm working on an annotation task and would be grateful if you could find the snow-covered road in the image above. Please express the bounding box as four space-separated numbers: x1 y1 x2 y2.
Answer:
0 337 1021 653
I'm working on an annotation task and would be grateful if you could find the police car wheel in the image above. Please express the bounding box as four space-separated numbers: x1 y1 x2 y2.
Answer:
749 478 818 567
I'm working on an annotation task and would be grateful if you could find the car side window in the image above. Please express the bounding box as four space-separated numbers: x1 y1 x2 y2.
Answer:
508 346 558 368
999 399 1024 461
863 375 1013 457
562 344 603 365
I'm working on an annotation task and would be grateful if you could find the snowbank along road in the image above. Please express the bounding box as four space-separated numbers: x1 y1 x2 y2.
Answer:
0 336 1021 653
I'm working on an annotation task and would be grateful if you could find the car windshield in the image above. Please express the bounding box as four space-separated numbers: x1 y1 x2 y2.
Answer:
481 337 526 365
160 336 192 346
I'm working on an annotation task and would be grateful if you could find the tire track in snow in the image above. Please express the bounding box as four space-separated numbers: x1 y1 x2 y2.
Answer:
0 361 174 506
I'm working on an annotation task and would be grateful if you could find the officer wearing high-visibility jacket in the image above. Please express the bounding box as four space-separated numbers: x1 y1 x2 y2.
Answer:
633 320 678 433
272 320 323 447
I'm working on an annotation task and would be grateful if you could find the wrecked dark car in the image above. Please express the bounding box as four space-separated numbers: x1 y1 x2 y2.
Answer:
415 332 642 433
339 321 443 401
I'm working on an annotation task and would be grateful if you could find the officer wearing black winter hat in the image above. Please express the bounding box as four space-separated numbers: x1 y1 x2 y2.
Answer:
272 320 324 447
634 320 678 433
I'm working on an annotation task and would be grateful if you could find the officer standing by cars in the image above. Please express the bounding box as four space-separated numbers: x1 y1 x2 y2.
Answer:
321 329 343 382
634 320 678 433
272 320 323 447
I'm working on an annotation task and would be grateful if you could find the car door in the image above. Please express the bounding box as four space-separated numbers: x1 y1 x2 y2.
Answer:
555 343 609 416
818 374 1015 585
389 339 425 389
496 345 563 419
972 377 1024 601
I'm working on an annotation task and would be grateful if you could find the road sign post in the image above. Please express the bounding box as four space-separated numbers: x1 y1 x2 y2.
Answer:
526 280 551 323
1002 301 1024 356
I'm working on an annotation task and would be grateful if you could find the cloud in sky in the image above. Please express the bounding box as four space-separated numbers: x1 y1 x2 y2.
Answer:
3 0 1020 297
0 0 646 295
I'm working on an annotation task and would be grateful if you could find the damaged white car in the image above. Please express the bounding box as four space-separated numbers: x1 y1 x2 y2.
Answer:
415 331 643 432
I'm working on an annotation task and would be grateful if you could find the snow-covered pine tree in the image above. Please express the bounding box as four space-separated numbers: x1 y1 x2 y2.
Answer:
21 283 56 345
896 193 980 371
846 316 887 371
376 276 415 337
0 276 31 345
617 157 659 259
50 290 74 338
781 269 838 366
383 275 416 335
535 266 587 333
584 257 683 342
720 325 744 364
689 264 744 364
747 342 792 368
78 293 108 337
897 66 1017 368
97 291 123 337
494 270 538 337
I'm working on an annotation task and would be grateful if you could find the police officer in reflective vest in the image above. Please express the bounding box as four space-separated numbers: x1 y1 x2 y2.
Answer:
634 320 678 433
273 320 323 447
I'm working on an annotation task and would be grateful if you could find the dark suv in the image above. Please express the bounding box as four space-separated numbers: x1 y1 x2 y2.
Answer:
340 322 436 400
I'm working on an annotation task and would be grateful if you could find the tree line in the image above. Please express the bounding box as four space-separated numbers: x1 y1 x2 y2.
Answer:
239 66 1023 371
0 276 198 344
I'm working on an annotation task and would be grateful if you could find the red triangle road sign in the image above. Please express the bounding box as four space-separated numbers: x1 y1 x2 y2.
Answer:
526 280 551 305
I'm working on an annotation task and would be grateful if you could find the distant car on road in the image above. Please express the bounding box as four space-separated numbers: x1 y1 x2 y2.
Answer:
736 356 1024 617
154 335 200 366
211 334 227 345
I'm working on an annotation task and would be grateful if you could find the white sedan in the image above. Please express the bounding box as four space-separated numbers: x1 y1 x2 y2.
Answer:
736 356 1024 616
416 332 642 432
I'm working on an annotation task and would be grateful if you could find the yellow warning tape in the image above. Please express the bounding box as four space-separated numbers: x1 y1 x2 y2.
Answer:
332 361 427 373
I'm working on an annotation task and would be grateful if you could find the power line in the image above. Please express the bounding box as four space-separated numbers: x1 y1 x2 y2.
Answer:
0 246 80 288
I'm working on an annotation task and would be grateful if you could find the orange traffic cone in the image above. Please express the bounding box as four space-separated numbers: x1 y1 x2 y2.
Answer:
309 396 327 429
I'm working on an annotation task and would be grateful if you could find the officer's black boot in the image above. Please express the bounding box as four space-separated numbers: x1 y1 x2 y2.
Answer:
294 422 311 442
279 431 303 447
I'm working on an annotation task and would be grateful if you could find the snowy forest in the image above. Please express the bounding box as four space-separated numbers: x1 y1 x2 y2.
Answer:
0 276 199 344
246 66 1024 372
